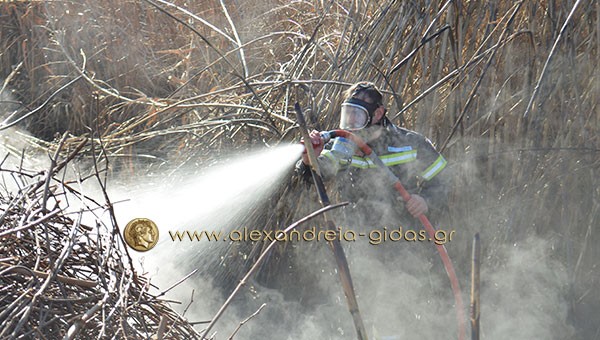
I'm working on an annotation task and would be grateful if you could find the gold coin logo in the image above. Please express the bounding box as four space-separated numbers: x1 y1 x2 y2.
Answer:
124 218 159 252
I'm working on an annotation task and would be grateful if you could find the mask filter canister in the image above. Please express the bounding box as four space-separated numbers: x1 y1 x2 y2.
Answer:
330 137 357 163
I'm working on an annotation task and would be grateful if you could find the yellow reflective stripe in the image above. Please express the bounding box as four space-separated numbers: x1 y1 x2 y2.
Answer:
322 150 336 161
322 150 350 165
421 155 447 180
350 151 417 168
379 150 417 166
350 156 372 168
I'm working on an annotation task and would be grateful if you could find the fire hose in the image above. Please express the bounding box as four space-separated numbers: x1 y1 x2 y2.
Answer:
320 129 467 340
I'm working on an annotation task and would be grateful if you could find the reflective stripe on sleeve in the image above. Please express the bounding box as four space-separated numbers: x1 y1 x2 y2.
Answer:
350 150 417 168
322 150 336 161
379 150 417 166
420 155 447 180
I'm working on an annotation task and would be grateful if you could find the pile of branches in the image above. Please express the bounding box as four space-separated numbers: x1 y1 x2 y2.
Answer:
0 138 200 339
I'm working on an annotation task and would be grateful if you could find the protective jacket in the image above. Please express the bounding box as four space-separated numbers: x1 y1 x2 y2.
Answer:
296 122 449 229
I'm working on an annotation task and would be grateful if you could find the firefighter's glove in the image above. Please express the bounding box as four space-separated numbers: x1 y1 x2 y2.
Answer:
406 194 428 218
300 130 324 165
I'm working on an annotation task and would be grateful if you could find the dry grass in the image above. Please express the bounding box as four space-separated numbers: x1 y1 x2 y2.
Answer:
0 0 598 338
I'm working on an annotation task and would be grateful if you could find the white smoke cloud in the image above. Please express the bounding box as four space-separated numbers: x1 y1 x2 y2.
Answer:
481 237 574 339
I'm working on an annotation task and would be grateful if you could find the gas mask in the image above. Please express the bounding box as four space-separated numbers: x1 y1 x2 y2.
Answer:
327 98 382 163
339 97 381 130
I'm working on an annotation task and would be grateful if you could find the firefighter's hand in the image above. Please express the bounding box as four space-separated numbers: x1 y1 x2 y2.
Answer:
301 130 324 164
406 194 428 218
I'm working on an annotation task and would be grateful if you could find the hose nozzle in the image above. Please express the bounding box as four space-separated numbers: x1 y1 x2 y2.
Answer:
320 130 373 156
319 130 336 144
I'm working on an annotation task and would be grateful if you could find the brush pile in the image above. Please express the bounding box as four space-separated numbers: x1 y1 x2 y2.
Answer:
0 139 200 338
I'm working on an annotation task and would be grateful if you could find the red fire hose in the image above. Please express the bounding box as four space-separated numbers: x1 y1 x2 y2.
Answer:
328 129 467 340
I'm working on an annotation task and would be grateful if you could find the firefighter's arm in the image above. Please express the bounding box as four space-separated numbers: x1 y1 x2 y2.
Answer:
294 131 342 182
294 152 341 182
419 174 449 214
301 130 324 165
415 139 449 215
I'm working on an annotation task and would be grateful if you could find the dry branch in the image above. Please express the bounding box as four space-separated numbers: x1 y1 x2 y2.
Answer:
0 143 200 338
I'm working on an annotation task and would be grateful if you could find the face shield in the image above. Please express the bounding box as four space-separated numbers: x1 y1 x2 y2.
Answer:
340 103 369 130
339 97 381 130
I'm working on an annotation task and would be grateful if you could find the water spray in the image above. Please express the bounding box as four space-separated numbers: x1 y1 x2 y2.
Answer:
310 127 467 340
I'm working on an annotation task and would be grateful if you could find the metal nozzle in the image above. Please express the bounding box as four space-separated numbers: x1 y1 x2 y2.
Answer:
319 130 336 144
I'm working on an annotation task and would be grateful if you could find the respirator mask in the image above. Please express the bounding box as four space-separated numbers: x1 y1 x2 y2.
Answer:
332 97 382 162
339 97 380 130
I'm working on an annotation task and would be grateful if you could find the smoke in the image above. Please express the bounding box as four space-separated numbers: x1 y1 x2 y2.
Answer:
105 144 322 336
100 137 460 339
481 237 574 339
439 136 580 339
0 87 49 173
105 137 579 340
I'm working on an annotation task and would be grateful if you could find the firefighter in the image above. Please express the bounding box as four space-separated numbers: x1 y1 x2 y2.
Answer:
296 81 449 229
293 82 454 338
